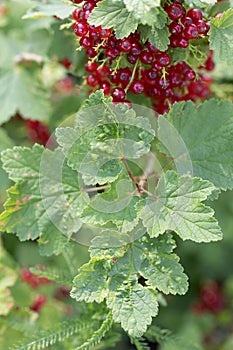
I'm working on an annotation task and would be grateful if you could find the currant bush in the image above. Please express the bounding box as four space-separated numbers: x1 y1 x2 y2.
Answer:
71 0 214 114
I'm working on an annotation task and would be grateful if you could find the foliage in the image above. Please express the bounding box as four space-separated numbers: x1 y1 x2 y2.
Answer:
1 0 233 349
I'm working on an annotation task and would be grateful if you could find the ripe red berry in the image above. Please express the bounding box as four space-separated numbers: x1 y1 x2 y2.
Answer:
111 87 126 101
130 43 142 56
168 22 183 35
99 80 111 94
140 50 154 64
184 24 199 40
85 61 98 72
196 20 208 34
156 53 170 67
181 16 193 27
166 3 184 20
72 22 89 37
30 295 47 313
86 74 99 87
187 8 203 22
130 81 144 94
80 36 92 48
118 38 132 52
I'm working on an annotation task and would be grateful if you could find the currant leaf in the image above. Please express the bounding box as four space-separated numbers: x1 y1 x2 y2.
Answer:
123 0 165 27
23 0 76 20
0 68 51 124
71 259 108 303
139 234 189 295
161 99 233 190
107 282 158 338
209 9 233 64
148 25 170 51
81 178 143 233
0 145 88 241
56 98 155 185
139 171 222 242
88 0 139 39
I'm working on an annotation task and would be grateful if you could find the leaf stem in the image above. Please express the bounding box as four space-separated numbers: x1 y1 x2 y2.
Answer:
121 157 142 194
81 185 110 193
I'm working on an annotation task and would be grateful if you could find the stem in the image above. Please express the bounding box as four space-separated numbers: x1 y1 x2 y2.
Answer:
81 185 110 193
125 58 140 93
121 157 141 193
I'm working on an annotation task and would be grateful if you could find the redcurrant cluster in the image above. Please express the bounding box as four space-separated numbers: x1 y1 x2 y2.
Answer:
21 267 51 289
72 0 214 113
26 119 54 147
192 281 225 314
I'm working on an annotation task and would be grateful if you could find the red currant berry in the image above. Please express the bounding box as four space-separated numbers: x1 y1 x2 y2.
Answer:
97 65 110 79
83 1 95 11
118 38 132 52
86 74 99 87
130 81 144 94
185 69 195 80
111 87 126 101
85 61 98 72
177 37 189 48
156 53 170 67
168 22 183 35
130 43 142 56
184 24 199 40
118 68 132 87
73 9 85 22
99 28 112 38
140 50 154 64
127 54 137 64
181 16 193 27
85 47 97 58
72 22 89 37
187 8 203 22
80 36 92 48
99 80 111 94
105 48 120 59
196 20 207 34
166 3 184 20
147 42 159 53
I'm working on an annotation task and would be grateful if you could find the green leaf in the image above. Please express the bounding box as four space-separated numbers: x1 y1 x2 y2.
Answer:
56 99 155 185
139 235 189 295
184 0 216 7
123 0 163 27
0 264 17 316
0 67 51 124
88 0 139 39
81 178 143 233
209 9 233 64
23 0 76 20
107 282 158 337
71 259 108 303
0 145 89 241
148 25 170 51
161 99 233 190
140 171 222 242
